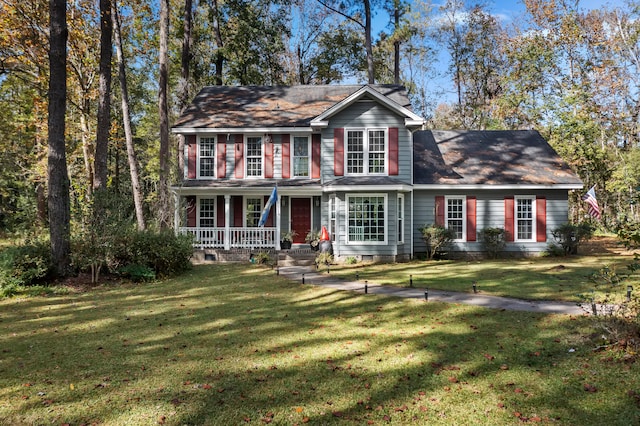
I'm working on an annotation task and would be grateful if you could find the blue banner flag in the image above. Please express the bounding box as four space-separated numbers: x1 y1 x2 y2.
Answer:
258 187 277 227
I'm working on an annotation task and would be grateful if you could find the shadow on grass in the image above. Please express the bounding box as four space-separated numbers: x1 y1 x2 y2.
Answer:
0 264 638 425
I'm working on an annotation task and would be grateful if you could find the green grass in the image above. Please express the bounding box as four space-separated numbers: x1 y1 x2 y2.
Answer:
327 253 639 302
0 264 639 425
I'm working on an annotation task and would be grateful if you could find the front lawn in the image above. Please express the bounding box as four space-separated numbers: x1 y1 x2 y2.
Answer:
0 264 638 425
328 242 639 302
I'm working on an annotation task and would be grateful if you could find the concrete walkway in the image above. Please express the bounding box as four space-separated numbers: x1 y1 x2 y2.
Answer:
277 265 591 315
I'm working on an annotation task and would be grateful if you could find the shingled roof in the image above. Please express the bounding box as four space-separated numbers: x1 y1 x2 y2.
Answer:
414 130 583 187
173 85 413 129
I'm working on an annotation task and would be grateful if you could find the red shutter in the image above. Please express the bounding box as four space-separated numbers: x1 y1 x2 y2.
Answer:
334 128 344 176
216 196 225 227
389 127 399 175
536 196 547 242
186 196 196 227
282 134 290 178
216 138 226 178
187 135 196 179
234 135 244 178
265 135 274 178
312 133 321 178
466 196 477 242
505 196 515 242
233 196 243 226
435 195 445 226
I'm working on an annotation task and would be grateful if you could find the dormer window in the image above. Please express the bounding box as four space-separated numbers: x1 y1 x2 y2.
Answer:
346 128 387 175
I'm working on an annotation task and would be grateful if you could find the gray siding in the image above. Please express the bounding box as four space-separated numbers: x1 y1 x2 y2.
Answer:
413 189 571 254
322 101 412 184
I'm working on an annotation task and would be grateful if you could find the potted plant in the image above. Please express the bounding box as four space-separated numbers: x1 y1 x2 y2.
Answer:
305 229 321 251
280 230 298 250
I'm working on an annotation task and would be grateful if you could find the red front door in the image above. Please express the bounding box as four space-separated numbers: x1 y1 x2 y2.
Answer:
291 198 311 243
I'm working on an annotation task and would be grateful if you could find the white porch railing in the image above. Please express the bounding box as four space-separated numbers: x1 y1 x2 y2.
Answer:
179 227 277 249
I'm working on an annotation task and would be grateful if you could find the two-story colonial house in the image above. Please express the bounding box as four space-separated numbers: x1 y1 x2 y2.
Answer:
171 85 583 261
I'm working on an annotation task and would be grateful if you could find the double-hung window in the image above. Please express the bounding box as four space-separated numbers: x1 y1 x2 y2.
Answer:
346 129 387 175
245 198 262 227
329 195 337 242
515 196 535 241
397 194 405 244
446 196 465 241
347 194 386 244
293 136 310 177
199 137 216 177
246 136 262 177
199 198 216 227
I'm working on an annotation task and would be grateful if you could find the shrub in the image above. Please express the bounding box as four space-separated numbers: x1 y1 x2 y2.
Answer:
252 251 272 265
616 219 640 250
345 256 358 265
418 224 455 260
581 255 640 357
124 231 193 277
0 240 52 287
315 252 334 266
479 227 506 258
551 222 593 255
117 264 156 282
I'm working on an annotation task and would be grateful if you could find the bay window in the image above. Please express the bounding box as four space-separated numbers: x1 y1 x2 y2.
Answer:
347 194 386 244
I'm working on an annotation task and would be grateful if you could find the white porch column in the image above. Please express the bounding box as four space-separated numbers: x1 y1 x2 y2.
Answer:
224 195 231 250
172 191 180 233
276 194 281 250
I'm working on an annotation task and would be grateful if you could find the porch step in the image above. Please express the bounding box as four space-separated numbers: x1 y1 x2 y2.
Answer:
277 249 317 267
193 248 318 266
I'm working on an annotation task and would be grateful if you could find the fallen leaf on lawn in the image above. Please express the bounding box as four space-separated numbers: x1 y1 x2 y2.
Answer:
584 384 598 393
483 353 495 361
295 407 303 413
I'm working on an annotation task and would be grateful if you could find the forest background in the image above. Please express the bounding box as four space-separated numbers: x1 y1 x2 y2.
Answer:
1 0 640 275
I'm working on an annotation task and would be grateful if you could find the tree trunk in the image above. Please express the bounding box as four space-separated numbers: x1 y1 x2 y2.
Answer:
48 0 72 276
94 0 112 192
212 0 224 85
364 0 374 84
112 1 145 230
393 3 400 85
176 0 193 182
158 0 170 229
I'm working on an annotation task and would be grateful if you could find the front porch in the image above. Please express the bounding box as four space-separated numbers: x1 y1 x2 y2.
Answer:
178 226 279 249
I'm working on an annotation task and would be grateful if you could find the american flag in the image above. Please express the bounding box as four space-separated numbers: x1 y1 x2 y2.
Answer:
581 185 601 220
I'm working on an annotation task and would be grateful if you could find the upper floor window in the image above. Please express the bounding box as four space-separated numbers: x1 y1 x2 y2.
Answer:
199 137 216 177
246 136 262 177
346 129 387 175
515 196 535 241
446 196 465 240
293 136 310 177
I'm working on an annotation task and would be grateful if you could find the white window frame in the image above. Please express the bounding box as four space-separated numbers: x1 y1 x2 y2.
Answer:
245 135 263 178
245 197 263 227
397 194 404 244
198 136 216 178
292 135 310 178
345 128 388 176
445 195 466 242
515 196 536 242
345 193 387 245
329 195 337 242
198 197 216 228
